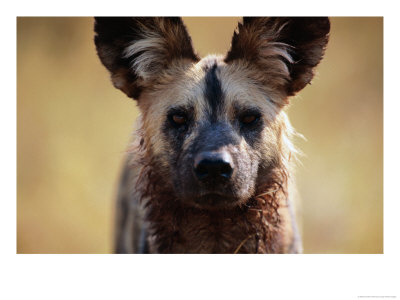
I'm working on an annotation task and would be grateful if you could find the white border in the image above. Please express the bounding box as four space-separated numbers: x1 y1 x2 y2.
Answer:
4 0 399 299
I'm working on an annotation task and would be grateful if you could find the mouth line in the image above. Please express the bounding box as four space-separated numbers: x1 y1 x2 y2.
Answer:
192 192 239 209
199 191 227 197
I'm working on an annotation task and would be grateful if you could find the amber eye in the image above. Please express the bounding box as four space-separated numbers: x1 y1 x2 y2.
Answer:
241 115 258 124
172 114 187 125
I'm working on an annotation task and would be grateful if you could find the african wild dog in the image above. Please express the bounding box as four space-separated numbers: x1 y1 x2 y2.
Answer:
94 17 330 253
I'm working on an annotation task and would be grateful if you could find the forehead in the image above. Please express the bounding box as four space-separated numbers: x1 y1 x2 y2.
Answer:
198 56 269 109
142 55 279 115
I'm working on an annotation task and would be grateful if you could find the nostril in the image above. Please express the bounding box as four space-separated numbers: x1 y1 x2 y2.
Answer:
220 162 233 178
194 151 234 180
194 162 209 179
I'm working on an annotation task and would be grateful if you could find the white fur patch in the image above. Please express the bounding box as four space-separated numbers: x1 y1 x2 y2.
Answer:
123 34 166 79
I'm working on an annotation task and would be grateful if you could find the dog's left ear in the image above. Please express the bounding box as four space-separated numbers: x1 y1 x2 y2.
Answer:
225 17 330 100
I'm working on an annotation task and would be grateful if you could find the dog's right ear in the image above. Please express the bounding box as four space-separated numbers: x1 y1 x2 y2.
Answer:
94 17 199 99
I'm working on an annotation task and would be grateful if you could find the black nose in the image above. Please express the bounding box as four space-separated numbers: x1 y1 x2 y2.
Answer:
194 151 234 180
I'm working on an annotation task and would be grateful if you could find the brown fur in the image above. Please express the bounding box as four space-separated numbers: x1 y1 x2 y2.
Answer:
131 133 292 253
94 17 330 253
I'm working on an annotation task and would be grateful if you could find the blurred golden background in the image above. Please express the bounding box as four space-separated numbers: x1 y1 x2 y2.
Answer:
17 17 383 253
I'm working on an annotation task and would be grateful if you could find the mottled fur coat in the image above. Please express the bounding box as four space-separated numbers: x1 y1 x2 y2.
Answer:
94 17 330 253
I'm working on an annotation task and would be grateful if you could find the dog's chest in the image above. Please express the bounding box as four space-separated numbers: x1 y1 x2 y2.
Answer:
147 207 280 254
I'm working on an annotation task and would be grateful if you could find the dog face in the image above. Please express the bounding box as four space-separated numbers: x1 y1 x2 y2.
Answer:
95 17 330 209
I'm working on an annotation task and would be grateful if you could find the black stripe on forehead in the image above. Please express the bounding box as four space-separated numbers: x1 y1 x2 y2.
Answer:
204 63 223 121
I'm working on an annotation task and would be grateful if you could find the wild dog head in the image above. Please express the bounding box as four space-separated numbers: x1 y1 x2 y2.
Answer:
95 17 330 209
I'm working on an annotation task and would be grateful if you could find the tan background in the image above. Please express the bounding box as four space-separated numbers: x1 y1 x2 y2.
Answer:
17 17 383 253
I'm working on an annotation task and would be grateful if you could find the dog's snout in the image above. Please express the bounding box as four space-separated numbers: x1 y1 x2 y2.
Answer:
194 151 234 181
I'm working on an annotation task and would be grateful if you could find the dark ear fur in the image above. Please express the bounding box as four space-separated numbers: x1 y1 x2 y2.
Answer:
94 17 199 99
225 17 330 99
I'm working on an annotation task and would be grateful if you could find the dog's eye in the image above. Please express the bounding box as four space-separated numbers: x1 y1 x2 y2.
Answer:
167 107 191 129
240 114 259 125
171 114 187 126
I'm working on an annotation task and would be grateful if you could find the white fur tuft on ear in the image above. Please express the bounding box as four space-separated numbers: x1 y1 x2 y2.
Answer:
95 17 199 99
124 35 166 80
225 17 330 99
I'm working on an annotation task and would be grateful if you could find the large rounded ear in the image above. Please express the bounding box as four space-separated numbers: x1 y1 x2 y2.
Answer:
94 17 199 99
225 17 330 100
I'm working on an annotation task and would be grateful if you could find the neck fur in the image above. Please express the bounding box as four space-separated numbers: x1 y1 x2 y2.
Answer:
136 155 290 254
